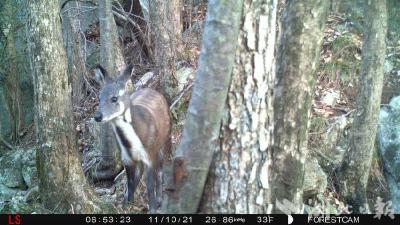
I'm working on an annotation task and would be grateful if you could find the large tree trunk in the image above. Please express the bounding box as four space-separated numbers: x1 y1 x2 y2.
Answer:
338 0 387 213
162 0 243 213
92 0 126 181
149 0 182 102
270 0 328 214
28 0 115 213
201 0 277 213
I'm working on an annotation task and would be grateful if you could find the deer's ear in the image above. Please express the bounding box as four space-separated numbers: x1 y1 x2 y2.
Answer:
119 64 134 92
94 64 112 86
125 78 134 93
121 64 134 82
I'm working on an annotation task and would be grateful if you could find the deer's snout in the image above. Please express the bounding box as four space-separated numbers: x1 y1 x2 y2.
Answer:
94 112 103 122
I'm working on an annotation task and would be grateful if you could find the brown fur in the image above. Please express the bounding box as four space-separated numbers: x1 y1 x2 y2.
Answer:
129 88 171 167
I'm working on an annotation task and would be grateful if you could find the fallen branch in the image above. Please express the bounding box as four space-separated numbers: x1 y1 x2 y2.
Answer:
134 71 155 90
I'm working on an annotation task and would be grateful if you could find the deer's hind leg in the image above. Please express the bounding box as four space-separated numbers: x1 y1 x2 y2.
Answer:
156 151 164 207
145 164 157 213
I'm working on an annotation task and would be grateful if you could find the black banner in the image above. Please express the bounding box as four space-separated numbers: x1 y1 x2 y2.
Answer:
1 214 399 225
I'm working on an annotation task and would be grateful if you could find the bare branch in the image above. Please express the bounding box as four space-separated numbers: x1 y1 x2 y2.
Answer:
112 7 153 60
169 83 193 110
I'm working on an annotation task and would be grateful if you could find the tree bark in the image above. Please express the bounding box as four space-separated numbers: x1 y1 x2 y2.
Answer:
200 0 277 213
149 0 182 103
338 0 387 213
161 0 243 213
28 0 115 213
270 0 328 214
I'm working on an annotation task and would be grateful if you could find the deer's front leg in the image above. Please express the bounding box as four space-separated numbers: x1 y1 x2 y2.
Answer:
124 161 143 203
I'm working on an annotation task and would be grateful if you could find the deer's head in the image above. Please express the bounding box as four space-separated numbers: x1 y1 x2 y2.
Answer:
94 65 134 122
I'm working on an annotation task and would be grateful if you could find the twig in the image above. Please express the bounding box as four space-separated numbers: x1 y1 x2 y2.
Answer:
112 8 153 59
83 158 97 174
70 204 75 214
309 109 355 135
311 149 336 164
61 0 97 11
113 1 148 23
114 169 126 182
387 52 400 58
170 83 194 110
0 136 12 149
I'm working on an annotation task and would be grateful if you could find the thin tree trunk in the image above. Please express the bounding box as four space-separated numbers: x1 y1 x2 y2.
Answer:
99 0 125 73
92 0 126 181
3 0 23 142
162 0 243 213
28 0 115 213
201 0 277 213
338 0 387 213
149 0 182 103
61 1 86 105
270 0 329 214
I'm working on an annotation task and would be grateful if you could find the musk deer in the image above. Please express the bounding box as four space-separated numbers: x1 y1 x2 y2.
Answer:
93 65 171 213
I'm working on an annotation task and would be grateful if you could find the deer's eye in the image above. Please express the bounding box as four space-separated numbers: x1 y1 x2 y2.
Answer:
111 96 118 103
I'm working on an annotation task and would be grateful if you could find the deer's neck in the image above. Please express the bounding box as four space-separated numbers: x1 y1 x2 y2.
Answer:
112 108 150 166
